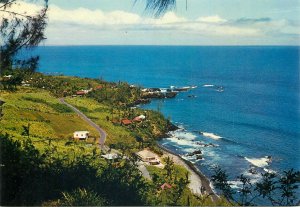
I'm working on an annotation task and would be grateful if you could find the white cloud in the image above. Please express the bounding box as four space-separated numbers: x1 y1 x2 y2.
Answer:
1 1 299 45
197 15 227 24
48 5 141 26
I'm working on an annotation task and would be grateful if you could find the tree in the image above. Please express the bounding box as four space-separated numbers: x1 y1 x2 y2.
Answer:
137 0 176 17
59 188 107 206
21 123 30 138
164 156 175 182
211 167 300 206
0 0 48 75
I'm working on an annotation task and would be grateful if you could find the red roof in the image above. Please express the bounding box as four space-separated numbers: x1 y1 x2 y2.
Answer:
95 85 103 90
133 117 142 122
76 91 85 95
161 183 172 190
121 119 132 125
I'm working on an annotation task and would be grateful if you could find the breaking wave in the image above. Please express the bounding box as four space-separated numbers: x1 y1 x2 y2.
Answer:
203 84 215 87
202 132 222 140
168 129 197 141
244 156 271 168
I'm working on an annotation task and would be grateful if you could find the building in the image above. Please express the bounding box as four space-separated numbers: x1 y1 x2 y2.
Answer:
95 85 103 90
3 75 12 80
161 183 172 190
136 149 161 165
76 91 86 96
101 153 119 160
121 119 132 126
133 117 142 122
73 131 89 140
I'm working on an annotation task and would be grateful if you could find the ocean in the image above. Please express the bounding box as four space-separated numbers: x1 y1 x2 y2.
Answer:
28 46 300 187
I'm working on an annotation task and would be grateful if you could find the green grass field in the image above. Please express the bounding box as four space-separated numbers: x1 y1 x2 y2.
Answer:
64 96 137 146
0 89 99 141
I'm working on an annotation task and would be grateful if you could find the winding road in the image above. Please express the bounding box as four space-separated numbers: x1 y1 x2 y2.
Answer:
59 98 107 147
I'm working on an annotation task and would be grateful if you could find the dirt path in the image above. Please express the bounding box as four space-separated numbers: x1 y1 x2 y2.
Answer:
59 98 107 146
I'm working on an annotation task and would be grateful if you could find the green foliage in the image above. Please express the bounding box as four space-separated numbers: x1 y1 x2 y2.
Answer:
0 133 44 205
145 158 217 206
23 96 73 113
0 133 149 206
21 123 30 138
59 188 107 206
0 90 99 139
211 168 235 203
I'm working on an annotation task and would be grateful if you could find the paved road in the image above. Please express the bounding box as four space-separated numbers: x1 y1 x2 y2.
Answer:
137 162 152 180
59 98 107 146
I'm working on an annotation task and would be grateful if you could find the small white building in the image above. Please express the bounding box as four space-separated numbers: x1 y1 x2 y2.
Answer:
136 149 161 165
73 131 89 140
3 75 12 79
101 153 119 160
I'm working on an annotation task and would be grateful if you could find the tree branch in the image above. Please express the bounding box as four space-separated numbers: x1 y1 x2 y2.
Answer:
0 9 32 19
0 0 16 9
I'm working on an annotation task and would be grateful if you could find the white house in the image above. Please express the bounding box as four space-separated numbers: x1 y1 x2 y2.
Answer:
101 153 119 160
73 131 89 140
136 149 161 165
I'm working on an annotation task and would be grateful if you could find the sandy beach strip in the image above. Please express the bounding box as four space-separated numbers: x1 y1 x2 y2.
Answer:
158 144 219 202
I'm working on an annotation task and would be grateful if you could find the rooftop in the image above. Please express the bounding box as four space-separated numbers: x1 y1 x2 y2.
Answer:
136 149 158 159
74 131 89 134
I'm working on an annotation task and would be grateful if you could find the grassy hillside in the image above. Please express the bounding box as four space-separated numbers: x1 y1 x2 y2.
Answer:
0 89 98 139
1 74 220 206
64 96 137 146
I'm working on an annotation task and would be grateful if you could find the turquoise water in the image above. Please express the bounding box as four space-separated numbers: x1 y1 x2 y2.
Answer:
30 46 300 183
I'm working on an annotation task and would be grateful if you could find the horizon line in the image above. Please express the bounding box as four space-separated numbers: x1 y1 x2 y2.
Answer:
39 44 300 47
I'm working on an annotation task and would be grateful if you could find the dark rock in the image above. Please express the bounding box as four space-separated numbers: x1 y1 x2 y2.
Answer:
196 155 203 160
187 149 202 157
165 92 177 98
248 167 258 174
167 122 179 131
127 98 151 107
193 150 202 155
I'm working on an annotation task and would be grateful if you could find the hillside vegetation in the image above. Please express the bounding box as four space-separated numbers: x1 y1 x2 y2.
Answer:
1 73 220 206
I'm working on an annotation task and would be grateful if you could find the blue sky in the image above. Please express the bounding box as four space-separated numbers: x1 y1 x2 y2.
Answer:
15 0 300 45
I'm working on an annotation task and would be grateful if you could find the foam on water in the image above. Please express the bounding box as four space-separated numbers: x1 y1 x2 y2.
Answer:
165 137 199 151
203 84 215 87
244 157 270 168
228 180 243 189
202 132 222 140
181 155 193 161
263 168 277 174
243 170 263 184
169 130 197 141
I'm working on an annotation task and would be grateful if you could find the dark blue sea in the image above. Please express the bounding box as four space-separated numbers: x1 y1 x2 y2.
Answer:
28 46 300 189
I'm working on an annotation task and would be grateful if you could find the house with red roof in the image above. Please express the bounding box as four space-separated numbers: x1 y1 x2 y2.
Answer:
121 119 132 126
133 116 142 122
161 183 172 190
76 91 86 96
95 85 103 90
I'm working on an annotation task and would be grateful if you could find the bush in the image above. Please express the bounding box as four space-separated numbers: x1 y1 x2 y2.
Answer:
59 188 107 206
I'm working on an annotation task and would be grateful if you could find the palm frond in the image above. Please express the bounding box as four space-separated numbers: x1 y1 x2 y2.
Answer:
136 0 176 17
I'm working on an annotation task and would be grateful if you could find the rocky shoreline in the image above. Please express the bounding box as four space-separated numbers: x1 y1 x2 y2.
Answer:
139 85 219 201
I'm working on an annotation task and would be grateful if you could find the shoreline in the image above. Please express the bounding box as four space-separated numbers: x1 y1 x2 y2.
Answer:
157 144 219 202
